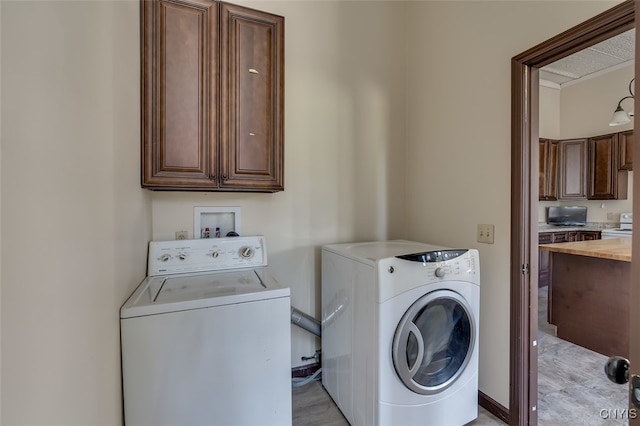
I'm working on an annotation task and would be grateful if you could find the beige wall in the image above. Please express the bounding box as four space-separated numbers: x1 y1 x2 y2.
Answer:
150 0 409 368
404 0 618 407
1 1 151 425
540 85 561 140
0 0 625 423
540 65 633 223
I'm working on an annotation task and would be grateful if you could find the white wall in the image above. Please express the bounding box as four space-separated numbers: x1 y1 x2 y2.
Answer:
404 0 618 407
1 1 151 425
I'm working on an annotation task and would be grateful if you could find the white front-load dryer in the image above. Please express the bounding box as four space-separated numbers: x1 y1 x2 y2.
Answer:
321 240 479 426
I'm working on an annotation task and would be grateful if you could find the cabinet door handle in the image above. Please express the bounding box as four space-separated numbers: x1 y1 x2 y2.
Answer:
249 68 259 74
222 174 228 180
210 174 217 181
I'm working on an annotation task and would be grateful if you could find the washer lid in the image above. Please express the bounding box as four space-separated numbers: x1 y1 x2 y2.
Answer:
120 268 289 318
156 270 264 303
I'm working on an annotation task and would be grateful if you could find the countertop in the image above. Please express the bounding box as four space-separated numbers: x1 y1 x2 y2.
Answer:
539 237 631 262
538 224 603 233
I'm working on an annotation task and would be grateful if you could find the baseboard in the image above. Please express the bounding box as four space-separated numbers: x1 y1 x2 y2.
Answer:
479 391 510 424
291 362 320 378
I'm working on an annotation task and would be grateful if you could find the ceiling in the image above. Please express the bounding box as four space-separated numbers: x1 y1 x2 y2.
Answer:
540 28 635 87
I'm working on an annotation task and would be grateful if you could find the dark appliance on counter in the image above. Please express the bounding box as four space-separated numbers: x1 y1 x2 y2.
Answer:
547 206 587 226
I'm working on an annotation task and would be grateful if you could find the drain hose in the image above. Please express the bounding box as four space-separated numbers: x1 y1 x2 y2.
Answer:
291 307 321 337
292 368 322 388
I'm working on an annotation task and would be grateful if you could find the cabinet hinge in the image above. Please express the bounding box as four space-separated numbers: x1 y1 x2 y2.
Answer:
521 263 530 275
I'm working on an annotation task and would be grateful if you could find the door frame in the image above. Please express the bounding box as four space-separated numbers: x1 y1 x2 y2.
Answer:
510 2 635 425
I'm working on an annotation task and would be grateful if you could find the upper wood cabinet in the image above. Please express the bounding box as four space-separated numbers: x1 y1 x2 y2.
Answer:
618 129 633 171
558 139 587 200
539 139 558 201
141 0 284 192
587 133 627 200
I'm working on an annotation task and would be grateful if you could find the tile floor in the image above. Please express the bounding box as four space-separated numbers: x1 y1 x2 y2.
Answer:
291 286 629 425
537 286 628 425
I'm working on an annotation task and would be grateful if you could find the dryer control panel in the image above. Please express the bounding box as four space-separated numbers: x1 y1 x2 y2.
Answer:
147 235 267 276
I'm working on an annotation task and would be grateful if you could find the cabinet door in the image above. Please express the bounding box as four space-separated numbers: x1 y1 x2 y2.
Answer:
142 0 219 189
588 133 627 200
618 130 633 171
567 231 580 242
538 233 552 288
558 139 587 200
538 232 553 244
220 3 284 191
539 139 558 201
579 231 601 241
551 232 568 243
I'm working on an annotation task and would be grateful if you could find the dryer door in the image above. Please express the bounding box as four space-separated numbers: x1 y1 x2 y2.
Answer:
392 289 475 395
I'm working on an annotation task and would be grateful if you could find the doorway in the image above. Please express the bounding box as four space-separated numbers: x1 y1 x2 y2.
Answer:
510 2 635 425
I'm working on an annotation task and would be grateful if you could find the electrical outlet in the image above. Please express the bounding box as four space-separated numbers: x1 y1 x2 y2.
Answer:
175 231 188 240
477 224 495 244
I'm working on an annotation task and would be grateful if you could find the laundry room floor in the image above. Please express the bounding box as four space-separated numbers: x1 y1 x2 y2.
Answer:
291 286 629 425
291 380 505 425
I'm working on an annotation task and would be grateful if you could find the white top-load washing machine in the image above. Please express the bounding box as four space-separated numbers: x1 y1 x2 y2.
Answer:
120 236 291 426
322 240 480 426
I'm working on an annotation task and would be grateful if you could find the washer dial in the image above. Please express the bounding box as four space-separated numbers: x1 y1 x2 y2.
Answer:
239 246 255 259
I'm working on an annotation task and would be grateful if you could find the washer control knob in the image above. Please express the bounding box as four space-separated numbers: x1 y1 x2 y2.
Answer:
435 267 446 278
159 254 171 262
178 254 187 260
211 251 220 259
240 246 255 259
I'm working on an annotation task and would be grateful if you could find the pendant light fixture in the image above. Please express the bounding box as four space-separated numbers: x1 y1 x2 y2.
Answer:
609 77 635 126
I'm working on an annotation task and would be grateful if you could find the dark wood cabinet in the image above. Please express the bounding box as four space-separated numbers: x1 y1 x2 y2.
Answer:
587 133 627 200
579 230 601 241
538 229 601 288
618 129 633 171
558 139 587 200
141 0 284 192
539 139 558 201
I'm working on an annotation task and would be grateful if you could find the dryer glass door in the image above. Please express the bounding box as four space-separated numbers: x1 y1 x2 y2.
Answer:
392 289 475 395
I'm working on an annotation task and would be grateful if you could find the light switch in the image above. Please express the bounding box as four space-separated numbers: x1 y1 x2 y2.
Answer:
477 224 495 244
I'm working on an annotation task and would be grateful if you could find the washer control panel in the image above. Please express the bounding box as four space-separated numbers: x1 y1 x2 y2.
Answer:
147 235 267 276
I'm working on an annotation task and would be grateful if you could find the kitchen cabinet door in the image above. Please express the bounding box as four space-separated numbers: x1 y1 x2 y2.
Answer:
588 133 627 200
579 231 601 241
219 2 284 191
558 139 587 200
141 0 284 192
618 129 633 171
538 232 552 288
539 139 558 201
538 231 569 288
567 231 580 242
142 0 219 188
